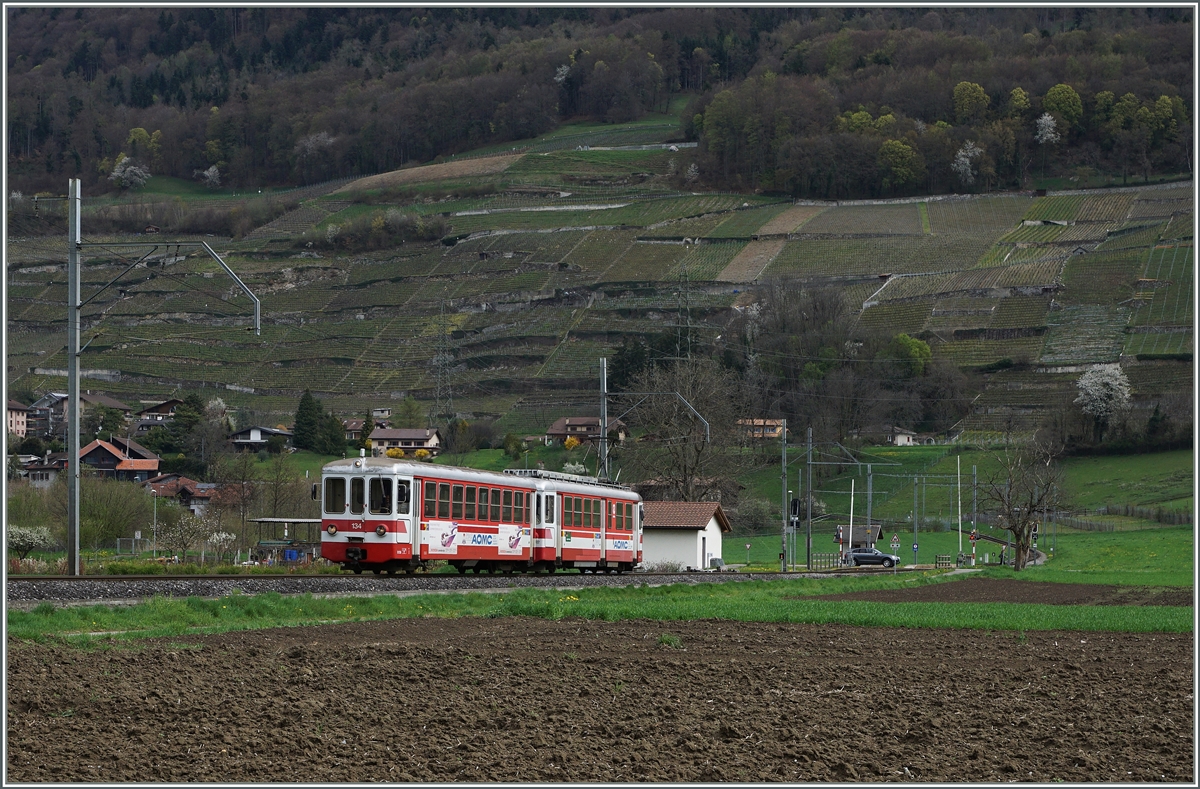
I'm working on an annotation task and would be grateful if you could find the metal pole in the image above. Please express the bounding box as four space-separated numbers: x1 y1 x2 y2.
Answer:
599 358 609 480
66 178 81 577
847 479 854 565
866 464 872 546
957 456 963 554
780 418 787 573
972 465 977 534
152 491 158 559
806 427 813 571
912 475 918 566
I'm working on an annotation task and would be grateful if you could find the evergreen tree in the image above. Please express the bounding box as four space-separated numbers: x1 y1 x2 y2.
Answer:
360 413 375 451
293 390 321 451
316 411 347 456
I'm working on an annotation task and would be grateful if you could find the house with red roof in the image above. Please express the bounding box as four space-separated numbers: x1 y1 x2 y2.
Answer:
640 500 731 571
143 473 226 516
79 439 160 482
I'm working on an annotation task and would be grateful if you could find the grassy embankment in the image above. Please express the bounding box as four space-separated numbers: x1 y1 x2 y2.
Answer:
9 527 1191 644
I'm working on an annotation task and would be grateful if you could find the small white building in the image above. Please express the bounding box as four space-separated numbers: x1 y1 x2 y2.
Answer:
641 501 731 571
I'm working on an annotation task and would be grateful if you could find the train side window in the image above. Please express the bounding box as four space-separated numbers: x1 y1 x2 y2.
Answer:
515 491 526 524
478 488 490 522
438 483 451 519
397 482 410 515
452 485 464 520
369 478 392 515
501 489 513 522
577 497 587 528
490 489 501 522
423 482 436 519
625 502 633 531
323 477 346 515
350 478 366 515
561 497 571 527
465 486 476 520
545 493 555 524
592 499 602 529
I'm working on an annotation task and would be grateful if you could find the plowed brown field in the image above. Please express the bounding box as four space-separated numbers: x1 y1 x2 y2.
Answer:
6 579 1193 782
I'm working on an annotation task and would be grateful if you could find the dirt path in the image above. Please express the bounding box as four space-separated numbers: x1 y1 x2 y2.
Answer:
756 204 826 235
7 606 1192 781
334 154 524 193
716 239 785 282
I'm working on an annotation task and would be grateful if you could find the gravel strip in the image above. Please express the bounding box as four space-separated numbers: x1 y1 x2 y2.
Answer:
6 571 790 610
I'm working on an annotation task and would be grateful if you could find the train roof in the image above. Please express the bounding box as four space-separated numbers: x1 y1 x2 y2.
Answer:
322 457 636 496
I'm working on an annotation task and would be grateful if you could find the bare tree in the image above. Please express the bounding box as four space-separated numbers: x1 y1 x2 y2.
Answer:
981 438 1063 571
210 451 259 545
613 357 748 501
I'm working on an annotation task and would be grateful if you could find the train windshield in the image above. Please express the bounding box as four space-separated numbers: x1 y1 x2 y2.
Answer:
323 477 346 514
369 478 392 515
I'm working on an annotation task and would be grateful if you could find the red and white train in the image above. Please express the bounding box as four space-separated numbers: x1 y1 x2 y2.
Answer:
318 455 643 575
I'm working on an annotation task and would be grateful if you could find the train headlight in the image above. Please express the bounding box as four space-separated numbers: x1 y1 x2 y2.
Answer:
375 525 387 537
326 524 337 536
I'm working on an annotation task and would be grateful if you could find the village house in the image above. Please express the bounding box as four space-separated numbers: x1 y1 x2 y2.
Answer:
229 425 293 452
852 424 920 446
23 453 68 489
8 400 28 438
737 418 787 440
543 416 626 446
79 438 160 482
640 501 732 571
343 417 391 443
131 399 183 435
369 427 442 457
143 473 224 516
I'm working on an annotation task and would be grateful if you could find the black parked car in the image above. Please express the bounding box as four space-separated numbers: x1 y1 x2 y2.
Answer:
848 547 900 568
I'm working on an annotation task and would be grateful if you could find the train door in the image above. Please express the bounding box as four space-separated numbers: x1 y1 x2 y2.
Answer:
535 489 557 564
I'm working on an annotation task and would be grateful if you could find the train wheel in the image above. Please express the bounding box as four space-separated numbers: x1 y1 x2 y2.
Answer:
457 565 468 575
405 565 416 575
546 566 556 574
472 566 482 574
372 568 382 575
386 567 396 576
353 568 363 575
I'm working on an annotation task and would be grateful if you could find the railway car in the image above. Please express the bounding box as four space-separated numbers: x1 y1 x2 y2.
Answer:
318 453 642 575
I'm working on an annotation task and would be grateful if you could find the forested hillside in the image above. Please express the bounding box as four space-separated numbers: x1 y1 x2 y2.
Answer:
7 6 1192 197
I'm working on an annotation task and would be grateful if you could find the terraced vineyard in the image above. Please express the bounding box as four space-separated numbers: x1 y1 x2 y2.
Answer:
1040 305 1131 366
7 149 1192 431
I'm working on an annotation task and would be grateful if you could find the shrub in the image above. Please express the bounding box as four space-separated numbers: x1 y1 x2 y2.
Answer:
563 436 581 451
301 209 448 252
644 561 682 573
385 448 406 458
414 449 431 460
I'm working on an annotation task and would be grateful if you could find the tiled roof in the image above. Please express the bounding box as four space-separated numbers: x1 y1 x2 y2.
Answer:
8 400 29 411
642 501 731 532
371 428 439 440
81 393 133 412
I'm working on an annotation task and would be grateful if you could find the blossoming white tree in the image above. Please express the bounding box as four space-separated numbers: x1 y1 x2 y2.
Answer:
1075 363 1130 441
951 141 982 186
109 153 151 189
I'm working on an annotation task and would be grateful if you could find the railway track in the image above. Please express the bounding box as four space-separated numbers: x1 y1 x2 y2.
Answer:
6 570 790 608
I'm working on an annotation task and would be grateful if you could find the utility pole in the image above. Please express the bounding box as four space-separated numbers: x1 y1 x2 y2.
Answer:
66 178 81 576
805 427 813 571
431 300 453 427
61 180 260 576
866 463 872 545
780 418 787 573
599 358 609 480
